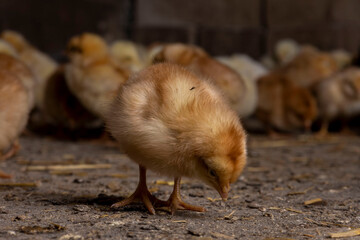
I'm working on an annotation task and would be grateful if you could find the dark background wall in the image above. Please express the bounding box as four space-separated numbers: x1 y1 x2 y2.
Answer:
1 0 360 58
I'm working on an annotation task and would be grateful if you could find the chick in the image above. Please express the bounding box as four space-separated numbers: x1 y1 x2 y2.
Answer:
106 63 247 214
330 49 352 70
314 67 360 135
1 30 57 110
216 54 268 117
283 46 338 88
0 70 30 177
65 33 129 118
0 53 37 109
0 39 18 57
275 39 301 65
43 66 101 130
256 72 318 133
110 40 147 73
153 43 249 117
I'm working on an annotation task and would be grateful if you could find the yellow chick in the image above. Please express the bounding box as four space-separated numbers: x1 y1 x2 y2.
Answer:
256 72 318 133
0 70 30 177
0 53 37 109
65 33 130 118
152 43 249 117
109 40 147 72
314 67 360 135
1 30 57 110
283 46 338 88
105 63 247 215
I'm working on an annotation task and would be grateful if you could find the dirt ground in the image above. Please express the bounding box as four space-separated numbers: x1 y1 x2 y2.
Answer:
0 134 359 240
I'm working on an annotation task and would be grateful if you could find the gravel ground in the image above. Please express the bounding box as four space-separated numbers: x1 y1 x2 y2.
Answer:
0 134 359 240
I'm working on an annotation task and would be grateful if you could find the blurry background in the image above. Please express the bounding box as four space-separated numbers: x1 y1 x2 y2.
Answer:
1 0 360 58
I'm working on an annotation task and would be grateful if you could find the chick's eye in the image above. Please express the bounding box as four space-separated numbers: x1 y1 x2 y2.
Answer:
209 169 217 178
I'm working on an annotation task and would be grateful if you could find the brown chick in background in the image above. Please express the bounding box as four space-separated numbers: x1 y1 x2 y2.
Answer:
42 66 101 130
152 43 249 117
256 72 318 134
65 33 130 118
1 30 57 110
0 53 37 109
314 67 360 135
283 46 338 88
0 70 30 178
106 63 247 215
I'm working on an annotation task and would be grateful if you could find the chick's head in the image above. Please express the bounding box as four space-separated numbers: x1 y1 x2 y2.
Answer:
1 30 28 52
341 68 360 100
153 43 207 65
66 33 108 66
192 123 247 200
284 84 318 131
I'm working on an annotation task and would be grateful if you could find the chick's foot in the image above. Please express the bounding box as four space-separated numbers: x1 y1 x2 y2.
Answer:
159 177 206 215
111 166 166 215
0 141 19 161
0 169 12 179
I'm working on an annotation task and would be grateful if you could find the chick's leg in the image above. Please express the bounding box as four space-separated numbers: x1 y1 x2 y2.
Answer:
112 165 166 215
0 169 12 179
0 141 20 161
164 177 205 215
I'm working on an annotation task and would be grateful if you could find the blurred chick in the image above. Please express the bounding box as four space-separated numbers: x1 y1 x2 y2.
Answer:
0 53 37 109
43 66 101 129
110 40 147 72
330 49 352 70
0 69 30 177
256 72 318 133
275 39 301 65
314 67 360 135
216 54 268 117
283 46 338 88
153 43 250 117
65 33 129 118
0 39 18 57
1 30 57 110
216 54 268 83
106 63 247 214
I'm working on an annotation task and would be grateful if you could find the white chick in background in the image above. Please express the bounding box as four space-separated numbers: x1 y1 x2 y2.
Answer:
153 43 251 117
0 53 37 109
314 67 360 135
1 30 57 110
106 63 247 214
0 70 30 178
65 33 129 118
110 40 147 73
330 49 352 70
275 39 301 65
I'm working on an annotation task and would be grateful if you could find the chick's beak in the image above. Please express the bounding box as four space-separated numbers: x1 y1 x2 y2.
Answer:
217 183 230 201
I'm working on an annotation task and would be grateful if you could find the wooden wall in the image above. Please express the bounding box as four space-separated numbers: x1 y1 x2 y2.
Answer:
1 0 360 58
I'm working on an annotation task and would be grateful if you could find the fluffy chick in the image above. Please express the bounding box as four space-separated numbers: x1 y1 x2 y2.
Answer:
0 53 37 109
0 69 30 177
314 67 360 135
0 39 18 57
275 39 301 65
106 63 247 214
1 30 57 110
283 46 338 88
153 43 249 117
65 33 129 118
216 54 268 117
110 40 147 73
256 72 318 133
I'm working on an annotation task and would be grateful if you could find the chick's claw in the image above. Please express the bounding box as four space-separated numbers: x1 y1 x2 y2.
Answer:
157 177 206 215
111 166 167 215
